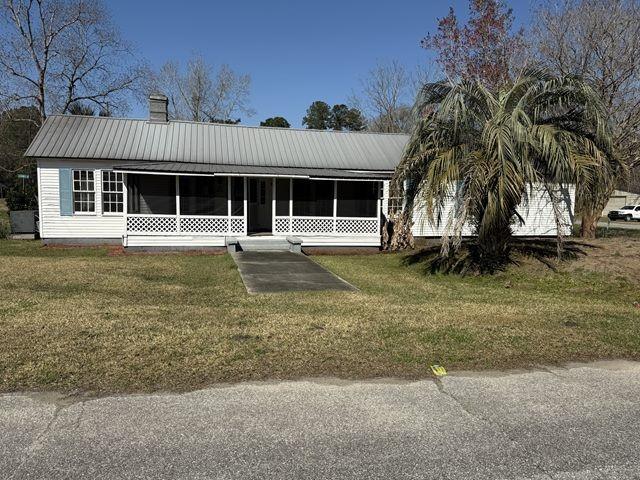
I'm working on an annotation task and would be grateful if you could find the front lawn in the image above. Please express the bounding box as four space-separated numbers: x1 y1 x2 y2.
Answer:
1 239 639 393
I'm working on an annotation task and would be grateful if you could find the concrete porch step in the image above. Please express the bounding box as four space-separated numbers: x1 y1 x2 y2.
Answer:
226 236 302 253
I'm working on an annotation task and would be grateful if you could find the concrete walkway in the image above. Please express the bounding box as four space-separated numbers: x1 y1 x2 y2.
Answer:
1 361 639 479
231 251 355 293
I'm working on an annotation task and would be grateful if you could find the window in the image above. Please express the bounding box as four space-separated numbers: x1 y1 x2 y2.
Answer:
73 170 95 213
102 171 124 213
179 176 227 215
127 174 176 215
337 181 379 217
275 178 290 216
292 179 333 217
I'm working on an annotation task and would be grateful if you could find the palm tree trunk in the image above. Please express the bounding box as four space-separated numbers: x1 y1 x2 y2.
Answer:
382 211 414 250
579 212 599 239
475 219 513 271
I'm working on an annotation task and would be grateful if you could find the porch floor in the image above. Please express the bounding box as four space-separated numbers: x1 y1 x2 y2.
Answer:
231 251 356 293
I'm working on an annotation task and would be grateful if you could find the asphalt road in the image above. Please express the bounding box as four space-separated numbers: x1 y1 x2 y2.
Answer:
2 361 639 479
597 219 640 230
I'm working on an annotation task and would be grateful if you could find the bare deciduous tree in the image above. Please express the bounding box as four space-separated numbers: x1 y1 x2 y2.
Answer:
154 55 254 123
0 0 145 124
353 61 416 134
534 0 640 237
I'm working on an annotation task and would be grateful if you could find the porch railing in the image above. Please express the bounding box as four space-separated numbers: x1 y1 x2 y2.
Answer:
273 216 379 236
127 214 246 235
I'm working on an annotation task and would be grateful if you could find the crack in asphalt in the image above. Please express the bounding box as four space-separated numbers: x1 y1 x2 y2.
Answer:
8 399 87 480
433 377 557 480
433 374 613 480
8 404 63 480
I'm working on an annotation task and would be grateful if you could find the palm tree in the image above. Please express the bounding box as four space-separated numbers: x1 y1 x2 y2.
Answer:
389 68 618 273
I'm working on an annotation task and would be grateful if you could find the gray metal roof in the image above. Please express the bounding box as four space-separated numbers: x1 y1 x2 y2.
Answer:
26 115 409 171
114 162 392 180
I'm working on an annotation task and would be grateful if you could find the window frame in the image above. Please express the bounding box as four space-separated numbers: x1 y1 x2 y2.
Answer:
101 170 125 216
72 169 96 215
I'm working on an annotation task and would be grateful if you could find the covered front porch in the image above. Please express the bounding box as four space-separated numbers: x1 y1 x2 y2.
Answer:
117 169 385 248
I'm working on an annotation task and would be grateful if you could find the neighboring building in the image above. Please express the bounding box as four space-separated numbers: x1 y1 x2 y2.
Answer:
25 95 574 249
605 190 640 214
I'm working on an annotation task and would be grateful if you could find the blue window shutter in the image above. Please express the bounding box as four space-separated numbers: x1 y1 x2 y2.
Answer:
59 168 73 216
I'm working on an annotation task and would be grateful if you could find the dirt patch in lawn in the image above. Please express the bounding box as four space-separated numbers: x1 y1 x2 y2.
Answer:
563 238 640 283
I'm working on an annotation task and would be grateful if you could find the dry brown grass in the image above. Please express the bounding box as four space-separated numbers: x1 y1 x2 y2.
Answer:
0 237 639 394
565 237 640 282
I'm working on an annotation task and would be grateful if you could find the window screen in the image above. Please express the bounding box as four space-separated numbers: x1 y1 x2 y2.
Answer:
275 178 290 216
180 176 227 215
127 174 176 215
292 179 333 217
336 181 379 217
230 177 244 215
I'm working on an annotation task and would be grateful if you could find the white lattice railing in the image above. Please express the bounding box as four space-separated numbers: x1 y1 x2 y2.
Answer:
273 216 379 236
127 215 245 235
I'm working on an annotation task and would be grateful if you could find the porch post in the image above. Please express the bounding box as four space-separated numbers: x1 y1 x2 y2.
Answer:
271 177 276 235
122 173 128 238
227 176 232 234
377 180 382 234
288 178 293 234
332 180 337 235
243 177 248 235
175 175 181 233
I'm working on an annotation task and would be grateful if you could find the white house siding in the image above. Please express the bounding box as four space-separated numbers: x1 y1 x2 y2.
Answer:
125 235 225 248
38 159 126 241
299 236 381 247
411 185 575 237
381 180 390 216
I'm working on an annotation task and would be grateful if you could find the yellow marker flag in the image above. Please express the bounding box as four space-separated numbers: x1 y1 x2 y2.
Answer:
430 365 447 377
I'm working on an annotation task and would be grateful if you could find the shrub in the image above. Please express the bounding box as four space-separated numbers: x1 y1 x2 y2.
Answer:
0 218 10 239
6 184 38 211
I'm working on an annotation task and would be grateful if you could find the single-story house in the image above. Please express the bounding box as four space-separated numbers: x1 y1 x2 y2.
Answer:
605 189 640 213
25 95 574 249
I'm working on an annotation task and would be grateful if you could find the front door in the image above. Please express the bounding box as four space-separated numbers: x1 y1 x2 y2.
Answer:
248 178 272 234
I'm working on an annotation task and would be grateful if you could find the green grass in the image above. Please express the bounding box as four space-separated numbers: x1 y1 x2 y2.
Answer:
1 240 639 394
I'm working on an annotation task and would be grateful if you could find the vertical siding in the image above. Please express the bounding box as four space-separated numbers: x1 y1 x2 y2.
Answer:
38 159 126 239
411 185 575 237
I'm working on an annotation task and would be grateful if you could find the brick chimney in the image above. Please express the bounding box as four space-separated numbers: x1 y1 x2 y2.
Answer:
148 93 168 122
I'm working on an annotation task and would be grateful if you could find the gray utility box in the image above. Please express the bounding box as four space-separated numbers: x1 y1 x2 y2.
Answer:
9 210 37 234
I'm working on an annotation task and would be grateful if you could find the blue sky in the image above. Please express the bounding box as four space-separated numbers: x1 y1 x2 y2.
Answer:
111 1 534 127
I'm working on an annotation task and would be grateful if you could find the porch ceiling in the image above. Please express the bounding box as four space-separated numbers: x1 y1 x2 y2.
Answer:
113 162 393 180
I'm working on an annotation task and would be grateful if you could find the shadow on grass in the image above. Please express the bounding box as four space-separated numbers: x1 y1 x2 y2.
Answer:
403 238 594 275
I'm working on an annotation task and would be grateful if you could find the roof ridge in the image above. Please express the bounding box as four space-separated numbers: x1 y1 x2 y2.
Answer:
44 114 411 136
